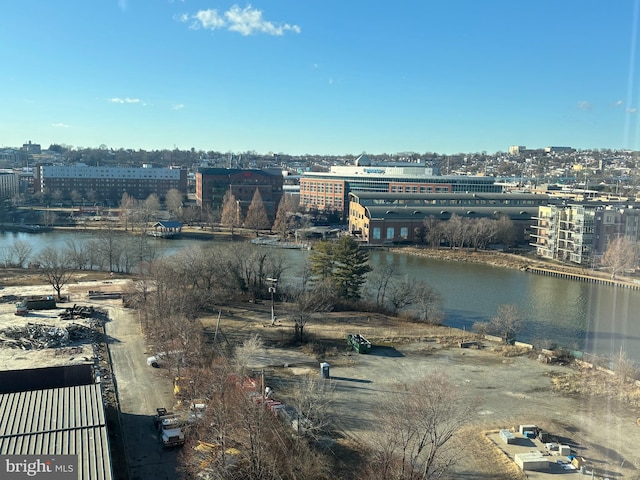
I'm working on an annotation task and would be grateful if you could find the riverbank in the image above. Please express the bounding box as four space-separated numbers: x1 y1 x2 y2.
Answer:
393 246 640 289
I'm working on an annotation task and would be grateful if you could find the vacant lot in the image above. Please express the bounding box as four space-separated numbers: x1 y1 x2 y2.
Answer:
1 276 640 479
213 302 640 479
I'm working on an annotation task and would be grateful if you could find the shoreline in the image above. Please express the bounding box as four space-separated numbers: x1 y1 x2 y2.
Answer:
392 246 640 288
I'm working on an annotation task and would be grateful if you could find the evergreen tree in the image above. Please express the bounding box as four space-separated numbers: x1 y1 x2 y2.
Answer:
309 236 371 300
308 241 336 282
332 236 372 299
244 188 271 235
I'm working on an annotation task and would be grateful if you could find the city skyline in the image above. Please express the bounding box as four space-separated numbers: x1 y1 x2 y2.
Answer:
2 1 640 156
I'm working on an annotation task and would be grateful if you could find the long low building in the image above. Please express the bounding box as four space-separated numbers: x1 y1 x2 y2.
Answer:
34 164 187 206
349 192 550 245
0 366 113 480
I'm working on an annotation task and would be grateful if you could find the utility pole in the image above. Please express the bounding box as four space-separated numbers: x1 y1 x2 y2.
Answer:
267 277 278 325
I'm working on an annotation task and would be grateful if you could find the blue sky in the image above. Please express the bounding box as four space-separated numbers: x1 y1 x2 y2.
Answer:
2 1 640 155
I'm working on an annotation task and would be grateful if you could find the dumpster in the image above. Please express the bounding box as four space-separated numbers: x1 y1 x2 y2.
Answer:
320 362 330 379
347 333 372 354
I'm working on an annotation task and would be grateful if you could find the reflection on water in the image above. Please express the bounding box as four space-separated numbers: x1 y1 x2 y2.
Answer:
2 230 639 363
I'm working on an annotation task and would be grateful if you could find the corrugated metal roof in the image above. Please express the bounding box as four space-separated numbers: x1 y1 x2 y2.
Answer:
0 384 113 480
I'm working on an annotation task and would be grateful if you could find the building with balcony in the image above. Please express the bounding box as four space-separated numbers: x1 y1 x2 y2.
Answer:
530 202 640 266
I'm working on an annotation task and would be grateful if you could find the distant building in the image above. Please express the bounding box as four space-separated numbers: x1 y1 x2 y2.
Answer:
349 192 548 245
0 149 20 164
195 168 283 218
509 146 527 155
300 157 501 218
21 140 41 154
34 164 187 205
544 146 575 154
0 170 19 199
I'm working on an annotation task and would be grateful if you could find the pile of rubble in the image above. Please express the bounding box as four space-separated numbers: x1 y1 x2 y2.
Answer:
59 304 95 320
0 322 100 349
0 295 20 304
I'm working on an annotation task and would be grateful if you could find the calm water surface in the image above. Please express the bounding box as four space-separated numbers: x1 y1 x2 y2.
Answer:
2 230 639 363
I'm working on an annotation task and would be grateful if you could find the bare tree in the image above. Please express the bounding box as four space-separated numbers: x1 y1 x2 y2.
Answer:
35 246 74 300
165 188 184 218
410 280 443 324
244 188 271 236
387 278 419 316
366 371 478 480
220 190 242 236
272 194 297 239
495 214 517 251
289 375 336 439
485 304 523 344
64 239 89 270
367 261 400 308
290 281 335 341
9 240 32 268
601 236 636 279
119 192 136 231
234 334 264 375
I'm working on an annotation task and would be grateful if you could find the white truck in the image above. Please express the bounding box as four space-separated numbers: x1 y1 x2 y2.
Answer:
154 408 185 447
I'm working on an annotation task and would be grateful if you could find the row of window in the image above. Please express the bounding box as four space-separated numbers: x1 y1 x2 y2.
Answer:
390 186 450 193
371 226 409 240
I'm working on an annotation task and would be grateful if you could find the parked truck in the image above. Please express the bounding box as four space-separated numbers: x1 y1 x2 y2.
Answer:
15 296 56 315
154 408 185 447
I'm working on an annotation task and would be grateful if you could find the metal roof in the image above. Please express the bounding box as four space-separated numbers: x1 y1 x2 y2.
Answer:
0 384 113 480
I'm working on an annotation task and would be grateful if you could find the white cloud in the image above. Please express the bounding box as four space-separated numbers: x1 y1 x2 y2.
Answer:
576 100 591 110
172 103 185 110
627 107 637 113
109 97 141 104
51 122 70 128
183 4 301 36
192 9 226 30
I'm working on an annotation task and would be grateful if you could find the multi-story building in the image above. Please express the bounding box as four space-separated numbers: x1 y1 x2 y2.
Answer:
195 168 283 218
530 202 640 265
300 158 502 218
0 170 19 199
349 192 548 245
22 141 41 155
592 206 640 261
34 164 187 205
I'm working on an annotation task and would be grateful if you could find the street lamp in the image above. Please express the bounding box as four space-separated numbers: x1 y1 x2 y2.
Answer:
267 277 278 325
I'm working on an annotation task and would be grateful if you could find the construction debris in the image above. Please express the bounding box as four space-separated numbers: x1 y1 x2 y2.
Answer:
59 304 95 320
0 322 101 349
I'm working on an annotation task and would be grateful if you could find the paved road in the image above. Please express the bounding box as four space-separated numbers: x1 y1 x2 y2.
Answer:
103 302 181 480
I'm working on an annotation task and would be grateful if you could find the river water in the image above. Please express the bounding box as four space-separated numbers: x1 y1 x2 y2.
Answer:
2 230 639 363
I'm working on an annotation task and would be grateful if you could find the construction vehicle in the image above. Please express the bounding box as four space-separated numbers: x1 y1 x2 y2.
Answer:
154 408 185 447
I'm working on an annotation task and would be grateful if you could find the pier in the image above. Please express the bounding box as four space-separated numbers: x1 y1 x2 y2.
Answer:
525 266 640 290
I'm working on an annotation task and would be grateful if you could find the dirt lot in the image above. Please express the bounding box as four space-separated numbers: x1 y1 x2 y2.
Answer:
212 302 640 479
1 275 640 479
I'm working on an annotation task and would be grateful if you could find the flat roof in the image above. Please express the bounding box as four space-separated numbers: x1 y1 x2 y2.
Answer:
0 384 113 480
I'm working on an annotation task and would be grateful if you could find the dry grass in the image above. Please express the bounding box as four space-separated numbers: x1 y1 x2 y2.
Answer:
547 367 640 407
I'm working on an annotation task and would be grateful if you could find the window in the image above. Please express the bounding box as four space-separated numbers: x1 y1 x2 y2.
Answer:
400 227 408 239
372 227 381 240
386 227 395 239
